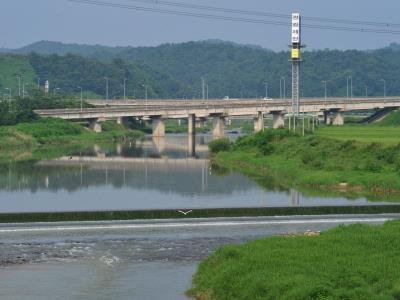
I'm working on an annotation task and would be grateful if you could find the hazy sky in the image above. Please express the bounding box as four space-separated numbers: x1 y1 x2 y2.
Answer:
1 0 400 50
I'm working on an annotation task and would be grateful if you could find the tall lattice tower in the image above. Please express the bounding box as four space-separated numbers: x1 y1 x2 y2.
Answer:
290 13 303 116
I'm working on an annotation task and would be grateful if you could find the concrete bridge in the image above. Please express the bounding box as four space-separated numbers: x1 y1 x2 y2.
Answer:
35 97 400 137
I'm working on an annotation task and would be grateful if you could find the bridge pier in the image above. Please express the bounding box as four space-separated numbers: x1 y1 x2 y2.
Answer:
271 111 285 129
323 111 331 125
254 112 264 132
188 114 196 135
188 134 196 157
332 111 344 126
88 118 103 133
151 117 166 137
211 114 225 138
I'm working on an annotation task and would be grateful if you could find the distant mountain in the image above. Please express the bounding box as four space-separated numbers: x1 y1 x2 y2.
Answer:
1 40 400 99
11 41 126 61
2 40 271 59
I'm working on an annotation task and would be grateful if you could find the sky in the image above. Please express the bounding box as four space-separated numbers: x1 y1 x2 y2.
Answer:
1 0 399 51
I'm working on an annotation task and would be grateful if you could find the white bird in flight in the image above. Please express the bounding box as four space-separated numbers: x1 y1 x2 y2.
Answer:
178 210 193 216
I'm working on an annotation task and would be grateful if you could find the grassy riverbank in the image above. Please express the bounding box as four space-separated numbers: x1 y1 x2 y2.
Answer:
210 128 400 198
0 118 143 162
188 220 400 300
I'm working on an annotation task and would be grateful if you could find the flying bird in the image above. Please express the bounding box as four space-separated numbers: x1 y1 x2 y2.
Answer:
178 210 193 216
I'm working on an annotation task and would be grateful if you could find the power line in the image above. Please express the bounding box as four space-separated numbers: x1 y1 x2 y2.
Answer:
123 0 400 28
67 0 400 35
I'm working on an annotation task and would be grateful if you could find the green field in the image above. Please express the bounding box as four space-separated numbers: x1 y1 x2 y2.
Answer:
316 125 400 145
188 220 400 300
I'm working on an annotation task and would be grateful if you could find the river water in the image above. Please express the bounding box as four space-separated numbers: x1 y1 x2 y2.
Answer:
0 134 387 213
0 134 396 299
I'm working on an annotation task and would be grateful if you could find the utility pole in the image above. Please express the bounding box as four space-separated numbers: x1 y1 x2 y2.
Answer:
365 85 368 98
206 84 209 100
264 82 268 98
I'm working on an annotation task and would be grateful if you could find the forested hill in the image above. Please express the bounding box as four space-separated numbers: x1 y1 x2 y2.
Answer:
1 40 400 99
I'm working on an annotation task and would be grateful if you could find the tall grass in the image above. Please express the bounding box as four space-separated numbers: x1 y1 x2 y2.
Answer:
188 220 400 300
213 129 400 196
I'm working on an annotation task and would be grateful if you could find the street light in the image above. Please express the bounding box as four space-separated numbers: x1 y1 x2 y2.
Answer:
365 85 368 98
123 78 127 102
77 86 83 111
380 79 386 98
142 84 148 108
264 82 268 99
346 76 353 100
104 77 109 102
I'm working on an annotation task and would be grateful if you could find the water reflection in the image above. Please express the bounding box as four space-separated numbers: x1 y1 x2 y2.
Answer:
0 135 385 213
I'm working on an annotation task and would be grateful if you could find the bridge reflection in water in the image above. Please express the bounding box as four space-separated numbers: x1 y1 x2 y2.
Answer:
0 135 380 213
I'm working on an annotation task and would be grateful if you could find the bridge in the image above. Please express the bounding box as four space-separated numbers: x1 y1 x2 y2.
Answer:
35 97 400 137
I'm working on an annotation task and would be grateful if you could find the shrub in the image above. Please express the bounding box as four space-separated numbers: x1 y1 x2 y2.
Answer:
208 138 231 153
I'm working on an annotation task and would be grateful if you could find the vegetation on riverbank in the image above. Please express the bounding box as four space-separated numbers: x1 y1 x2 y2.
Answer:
188 220 400 300
0 118 144 162
211 128 400 198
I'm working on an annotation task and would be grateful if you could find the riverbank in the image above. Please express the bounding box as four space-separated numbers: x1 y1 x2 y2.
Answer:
0 118 144 162
188 219 400 300
210 128 400 200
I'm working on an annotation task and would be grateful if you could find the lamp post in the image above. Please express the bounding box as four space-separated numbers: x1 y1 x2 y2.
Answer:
142 84 148 108
77 86 83 111
264 82 268 99
380 79 386 98
322 80 327 103
281 77 286 100
365 85 368 98
123 78 126 102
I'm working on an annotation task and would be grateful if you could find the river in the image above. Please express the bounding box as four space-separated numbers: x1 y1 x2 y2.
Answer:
0 134 397 299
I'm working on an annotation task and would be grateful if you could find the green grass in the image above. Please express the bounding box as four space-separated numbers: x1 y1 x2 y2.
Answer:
212 130 400 199
316 125 400 145
188 220 400 300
